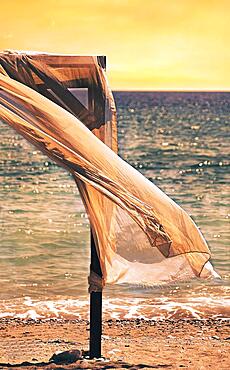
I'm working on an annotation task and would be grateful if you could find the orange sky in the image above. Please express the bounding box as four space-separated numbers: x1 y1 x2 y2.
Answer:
0 0 229 90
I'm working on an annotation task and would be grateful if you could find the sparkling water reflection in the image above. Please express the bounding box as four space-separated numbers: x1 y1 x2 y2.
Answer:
0 92 229 319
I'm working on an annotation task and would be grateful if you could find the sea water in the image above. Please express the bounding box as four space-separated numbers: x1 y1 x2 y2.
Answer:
0 92 229 320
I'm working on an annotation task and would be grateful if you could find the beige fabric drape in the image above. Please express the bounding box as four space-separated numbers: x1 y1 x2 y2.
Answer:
0 52 219 287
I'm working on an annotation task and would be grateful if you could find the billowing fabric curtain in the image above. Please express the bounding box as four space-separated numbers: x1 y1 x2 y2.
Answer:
0 51 219 289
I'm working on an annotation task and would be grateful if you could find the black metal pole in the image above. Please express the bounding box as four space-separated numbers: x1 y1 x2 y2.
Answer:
89 55 106 359
89 230 102 359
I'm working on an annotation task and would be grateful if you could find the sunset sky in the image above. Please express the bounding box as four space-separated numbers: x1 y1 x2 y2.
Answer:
0 0 229 90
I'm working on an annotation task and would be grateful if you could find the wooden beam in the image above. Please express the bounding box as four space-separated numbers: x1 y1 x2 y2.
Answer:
89 230 102 359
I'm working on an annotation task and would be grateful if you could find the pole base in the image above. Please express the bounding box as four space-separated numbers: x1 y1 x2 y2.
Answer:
89 291 102 359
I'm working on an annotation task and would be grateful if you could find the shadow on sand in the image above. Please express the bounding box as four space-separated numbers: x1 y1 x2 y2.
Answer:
0 360 172 369
0 349 172 369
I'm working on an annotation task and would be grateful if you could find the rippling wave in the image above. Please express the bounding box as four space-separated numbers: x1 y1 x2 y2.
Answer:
0 91 229 319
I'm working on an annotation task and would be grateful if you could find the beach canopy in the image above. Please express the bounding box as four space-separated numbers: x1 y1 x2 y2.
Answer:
0 51 219 291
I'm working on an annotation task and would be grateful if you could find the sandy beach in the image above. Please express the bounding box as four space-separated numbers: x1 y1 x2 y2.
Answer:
0 318 229 369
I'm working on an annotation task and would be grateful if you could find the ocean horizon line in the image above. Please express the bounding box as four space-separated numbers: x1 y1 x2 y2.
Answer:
112 89 230 93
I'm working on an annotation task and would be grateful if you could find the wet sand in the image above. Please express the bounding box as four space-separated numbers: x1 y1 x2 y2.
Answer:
0 318 229 369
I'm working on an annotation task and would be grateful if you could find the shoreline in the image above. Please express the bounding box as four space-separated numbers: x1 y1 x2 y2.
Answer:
0 318 229 369
1 292 229 322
